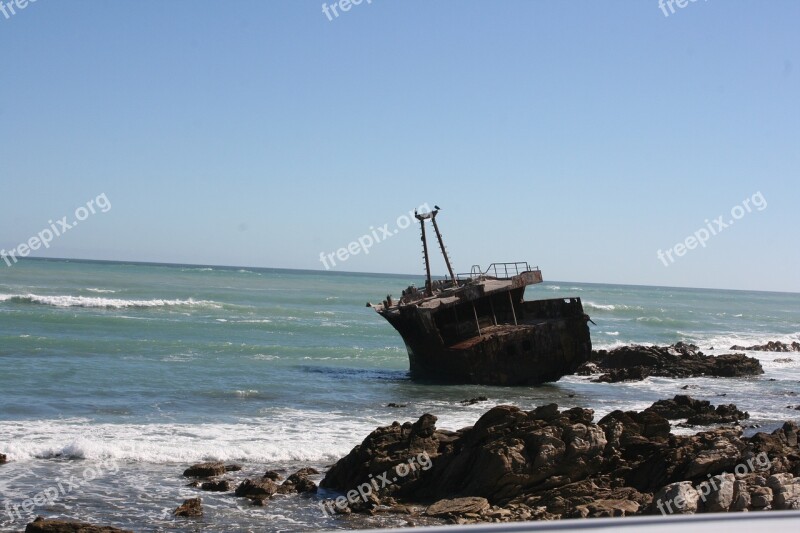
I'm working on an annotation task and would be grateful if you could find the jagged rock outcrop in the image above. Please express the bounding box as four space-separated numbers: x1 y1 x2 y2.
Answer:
235 478 278 501
25 517 132 533
322 403 800 522
200 479 232 492
174 497 202 517
730 341 800 352
182 462 226 478
645 395 749 426
277 468 319 494
577 342 763 382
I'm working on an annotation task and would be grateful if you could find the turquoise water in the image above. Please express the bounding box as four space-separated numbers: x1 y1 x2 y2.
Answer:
1 259 798 531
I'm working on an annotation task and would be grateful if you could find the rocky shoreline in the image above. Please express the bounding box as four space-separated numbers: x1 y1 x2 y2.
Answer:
12 341 800 531
729 341 800 352
320 397 800 523
577 342 764 383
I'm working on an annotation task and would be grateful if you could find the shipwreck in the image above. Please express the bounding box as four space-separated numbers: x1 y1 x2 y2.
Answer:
368 207 593 386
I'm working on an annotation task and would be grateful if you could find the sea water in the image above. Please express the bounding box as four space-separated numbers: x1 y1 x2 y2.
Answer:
1 259 798 531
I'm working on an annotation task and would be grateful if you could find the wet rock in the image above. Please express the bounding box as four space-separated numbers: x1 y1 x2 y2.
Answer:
201 479 232 492
235 478 278 499
730 341 800 352
583 343 763 382
174 497 203 517
263 470 283 481
425 497 490 517
460 396 489 405
25 517 132 533
278 469 318 494
293 467 320 476
224 464 243 472
595 367 650 383
387 403 407 408
645 395 749 426
183 462 226 478
0 453 7 464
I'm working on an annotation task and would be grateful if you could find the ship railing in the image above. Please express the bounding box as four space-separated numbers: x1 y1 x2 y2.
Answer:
456 262 537 281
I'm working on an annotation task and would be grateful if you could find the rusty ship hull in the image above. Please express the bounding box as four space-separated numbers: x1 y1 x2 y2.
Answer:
376 270 592 385
382 295 591 385
370 208 592 386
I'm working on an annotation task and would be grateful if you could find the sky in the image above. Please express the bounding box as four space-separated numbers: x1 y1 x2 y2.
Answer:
0 0 798 292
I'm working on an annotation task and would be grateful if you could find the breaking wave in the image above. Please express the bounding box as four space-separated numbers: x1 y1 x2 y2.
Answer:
0 293 221 309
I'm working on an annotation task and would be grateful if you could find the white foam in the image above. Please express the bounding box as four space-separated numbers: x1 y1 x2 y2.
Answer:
585 302 616 311
682 332 800 352
0 293 221 309
636 316 663 322
0 412 391 464
86 288 116 294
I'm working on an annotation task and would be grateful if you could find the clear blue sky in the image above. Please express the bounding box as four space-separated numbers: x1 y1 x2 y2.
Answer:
1 1 798 292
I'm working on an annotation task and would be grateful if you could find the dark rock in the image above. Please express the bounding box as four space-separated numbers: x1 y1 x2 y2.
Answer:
174 497 203 517
225 464 243 472
183 461 226 478
235 478 278 499
645 395 749 426
25 517 132 533
201 479 232 492
387 402 407 408
585 343 763 382
322 400 800 520
0 453 6 464
595 367 650 383
730 341 800 352
263 470 283 481
460 396 489 405
278 468 319 494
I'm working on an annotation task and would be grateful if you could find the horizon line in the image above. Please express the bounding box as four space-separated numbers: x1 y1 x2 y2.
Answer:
11 255 799 296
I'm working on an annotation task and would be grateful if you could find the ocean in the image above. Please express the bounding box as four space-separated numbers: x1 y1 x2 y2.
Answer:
1 258 798 531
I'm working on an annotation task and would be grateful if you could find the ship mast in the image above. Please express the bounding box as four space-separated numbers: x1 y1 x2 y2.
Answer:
415 207 456 296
